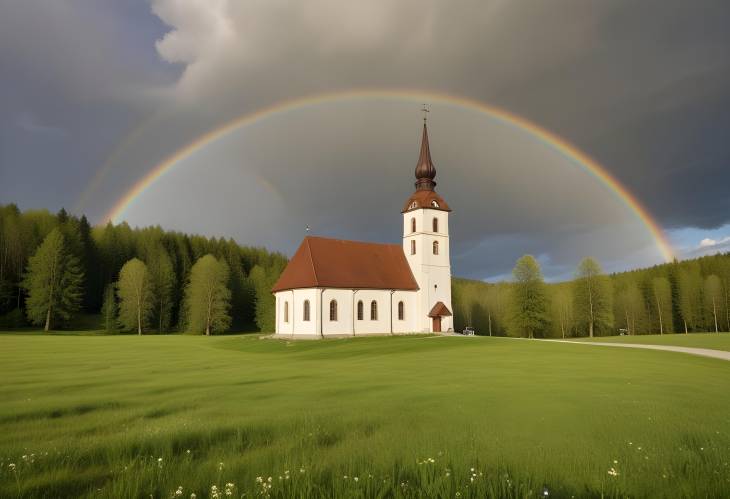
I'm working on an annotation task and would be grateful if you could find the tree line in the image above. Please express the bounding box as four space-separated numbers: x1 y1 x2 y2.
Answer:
453 252 730 338
0 204 287 333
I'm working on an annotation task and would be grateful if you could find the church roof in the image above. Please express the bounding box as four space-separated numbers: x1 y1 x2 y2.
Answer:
428 301 452 317
271 236 419 293
403 120 451 212
414 123 437 191
402 190 451 213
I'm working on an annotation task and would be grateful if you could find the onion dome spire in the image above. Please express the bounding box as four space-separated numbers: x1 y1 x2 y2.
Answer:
414 119 437 191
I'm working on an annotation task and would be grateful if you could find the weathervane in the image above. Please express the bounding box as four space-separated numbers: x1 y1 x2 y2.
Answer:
421 103 430 123
305 224 311 233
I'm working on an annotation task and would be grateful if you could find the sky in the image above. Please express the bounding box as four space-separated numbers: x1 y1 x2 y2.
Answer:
1 0 729 281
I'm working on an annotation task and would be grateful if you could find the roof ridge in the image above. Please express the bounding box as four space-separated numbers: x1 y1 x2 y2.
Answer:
305 237 319 286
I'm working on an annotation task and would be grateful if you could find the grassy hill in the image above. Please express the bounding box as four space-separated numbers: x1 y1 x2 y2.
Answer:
1 333 729 497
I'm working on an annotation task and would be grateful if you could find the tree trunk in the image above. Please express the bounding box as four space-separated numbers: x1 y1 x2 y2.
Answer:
656 296 663 335
488 312 492 337
137 295 142 335
684 320 688 334
713 297 719 333
624 309 630 335
44 307 51 332
587 278 594 338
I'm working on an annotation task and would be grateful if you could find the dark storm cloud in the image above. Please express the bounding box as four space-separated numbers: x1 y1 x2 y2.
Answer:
1 0 729 277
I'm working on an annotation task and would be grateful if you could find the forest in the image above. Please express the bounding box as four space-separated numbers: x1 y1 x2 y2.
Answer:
453 252 730 338
2 203 728 337
0 204 287 333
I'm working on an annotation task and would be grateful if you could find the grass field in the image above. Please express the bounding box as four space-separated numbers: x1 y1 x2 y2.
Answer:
1 333 729 498
576 332 730 352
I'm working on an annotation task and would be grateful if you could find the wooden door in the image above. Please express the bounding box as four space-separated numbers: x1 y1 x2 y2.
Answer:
432 317 441 333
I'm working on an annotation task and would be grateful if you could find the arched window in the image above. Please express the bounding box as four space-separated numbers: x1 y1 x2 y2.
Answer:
398 301 404 321
409 201 417 210
432 217 438 233
411 240 416 255
303 300 310 321
431 200 440 208
411 217 416 233
329 300 338 321
357 300 363 320
433 241 439 255
284 301 289 323
370 300 378 320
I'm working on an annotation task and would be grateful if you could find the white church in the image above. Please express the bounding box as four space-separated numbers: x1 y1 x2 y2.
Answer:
272 119 454 337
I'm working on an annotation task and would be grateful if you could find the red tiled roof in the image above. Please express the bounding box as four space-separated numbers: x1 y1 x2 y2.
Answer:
428 301 452 317
271 236 419 293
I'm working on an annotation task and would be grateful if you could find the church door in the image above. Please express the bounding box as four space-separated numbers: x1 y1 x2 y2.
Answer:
432 316 441 333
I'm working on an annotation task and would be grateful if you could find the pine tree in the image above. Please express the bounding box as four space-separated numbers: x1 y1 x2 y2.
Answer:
22 228 84 331
184 255 231 335
573 257 613 337
116 258 152 334
248 264 276 332
508 255 549 338
100 283 117 333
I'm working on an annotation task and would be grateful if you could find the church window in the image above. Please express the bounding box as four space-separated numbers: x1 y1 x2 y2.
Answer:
303 300 310 321
409 201 417 210
433 241 439 255
357 300 363 320
411 217 416 233
370 300 378 320
411 240 416 255
398 301 404 321
329 300 338 321
432 217 438 232
284 302 289 323
431 200 440 208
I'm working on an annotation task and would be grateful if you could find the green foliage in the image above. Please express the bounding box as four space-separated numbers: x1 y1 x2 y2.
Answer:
21 228 84 331
0 204 287 332
677 265 703 332
573 257 613 337
145 245 176 332
248 265 276 332
703 274 723 332
184 255 232 335
651 277 673 334
508 255 549 338
116 258 152 334
100 283 117 333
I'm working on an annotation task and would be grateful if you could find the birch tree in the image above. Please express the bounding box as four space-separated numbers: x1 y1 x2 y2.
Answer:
117 258 152 334
651 277 672 334
704 274 722 333
185 254 231 335
573 257 613 337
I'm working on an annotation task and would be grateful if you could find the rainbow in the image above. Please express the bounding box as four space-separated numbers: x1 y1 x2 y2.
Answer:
99 89 674 262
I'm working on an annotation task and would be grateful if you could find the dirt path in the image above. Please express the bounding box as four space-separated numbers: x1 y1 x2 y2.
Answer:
538 338 730 362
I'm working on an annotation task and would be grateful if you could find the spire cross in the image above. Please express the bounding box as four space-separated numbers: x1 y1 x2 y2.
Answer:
421 104 430 123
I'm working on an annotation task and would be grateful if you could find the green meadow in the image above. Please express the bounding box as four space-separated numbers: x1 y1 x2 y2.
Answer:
1 334 729 498
576 332 730 352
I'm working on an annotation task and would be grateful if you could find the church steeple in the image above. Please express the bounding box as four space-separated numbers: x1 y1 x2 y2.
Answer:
414 122 437 191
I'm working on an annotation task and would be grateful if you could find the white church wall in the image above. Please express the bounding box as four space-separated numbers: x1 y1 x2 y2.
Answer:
391 290 419 333
321 289 354 335
352 289 396 335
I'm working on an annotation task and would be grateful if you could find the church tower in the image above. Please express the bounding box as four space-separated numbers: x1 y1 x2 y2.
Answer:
402 118 453 333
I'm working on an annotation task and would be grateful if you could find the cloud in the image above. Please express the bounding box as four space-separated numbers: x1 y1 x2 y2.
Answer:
16 112 67 138
3 0 730 278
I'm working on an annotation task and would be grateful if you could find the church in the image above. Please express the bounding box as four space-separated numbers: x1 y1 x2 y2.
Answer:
272 119 454 337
